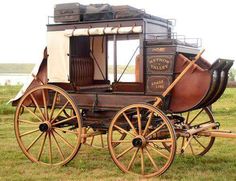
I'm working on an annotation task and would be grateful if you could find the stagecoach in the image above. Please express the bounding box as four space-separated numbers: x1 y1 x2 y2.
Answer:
12 3 234 178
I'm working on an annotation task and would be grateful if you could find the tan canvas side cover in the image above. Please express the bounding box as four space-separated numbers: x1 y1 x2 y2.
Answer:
47 31 70 83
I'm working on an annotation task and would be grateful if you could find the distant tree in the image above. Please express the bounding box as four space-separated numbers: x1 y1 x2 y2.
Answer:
229 69 235 81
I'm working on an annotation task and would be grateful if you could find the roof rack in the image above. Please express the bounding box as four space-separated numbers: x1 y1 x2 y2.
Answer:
145 32 202 48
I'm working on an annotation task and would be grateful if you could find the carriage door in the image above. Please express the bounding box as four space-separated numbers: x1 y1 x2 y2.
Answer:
144 40 176 107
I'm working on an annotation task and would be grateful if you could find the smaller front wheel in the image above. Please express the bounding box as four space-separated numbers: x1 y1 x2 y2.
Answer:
178 107 216 156
108 103 176 178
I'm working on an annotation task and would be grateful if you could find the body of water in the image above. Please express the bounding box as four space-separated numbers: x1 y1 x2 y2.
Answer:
0 73 136 86
0 73 31 85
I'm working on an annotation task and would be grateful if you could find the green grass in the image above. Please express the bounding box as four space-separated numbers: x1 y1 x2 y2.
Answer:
0 64 34 74
0 86 236 180
108 65 135 74
0 85 21 115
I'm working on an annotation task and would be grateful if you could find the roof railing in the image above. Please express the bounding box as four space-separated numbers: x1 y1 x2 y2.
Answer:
144 32 202 48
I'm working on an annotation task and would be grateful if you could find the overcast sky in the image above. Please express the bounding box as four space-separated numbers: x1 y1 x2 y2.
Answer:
0 0 235 66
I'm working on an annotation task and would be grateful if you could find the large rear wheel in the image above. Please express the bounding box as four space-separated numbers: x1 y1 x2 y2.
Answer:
14 85 82 166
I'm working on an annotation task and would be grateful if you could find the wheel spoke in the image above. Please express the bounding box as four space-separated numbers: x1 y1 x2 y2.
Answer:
144 147 158 170
181 137 185 151
53 129 74 150
37 132 47 161
136 107 142 135
140 148 144 175
52 116 77 126
63 110 70 118
54 127 79 135
142 111 154 136
49 92 58 121
147 139 172 143
30 94 46 121
185 112 190 124
116 145 134 159
189 142 195 155
48 132 52 164
100 134 104 148
19 119 40 125
122 113 138 135
112 140 132 143
147 143 169 159
193 136 206 149
116 129 126 137
189 109 204 125
114 125 135 137
146 123 165 138
26 132 44 151
42 89 49 121
90 136 95 146
51 131 65 160
181 137 193 153
51 101 69 123
127 148 139 171
22 105 43 122
20 128 39 137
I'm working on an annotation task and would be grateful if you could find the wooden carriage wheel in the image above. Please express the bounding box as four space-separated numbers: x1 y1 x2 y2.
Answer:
178 107 216 156
84 127 126 149
14 85 82 166
108 103 176 178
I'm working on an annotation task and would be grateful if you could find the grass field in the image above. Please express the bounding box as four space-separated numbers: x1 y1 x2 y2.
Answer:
108 65 135 74
0 86 236 181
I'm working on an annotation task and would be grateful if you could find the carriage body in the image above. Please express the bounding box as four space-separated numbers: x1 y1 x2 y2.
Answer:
13 8 233 114
12 3 234 178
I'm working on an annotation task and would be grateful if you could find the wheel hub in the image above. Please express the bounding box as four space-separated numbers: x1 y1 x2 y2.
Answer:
132 136 146 148
39 122 51 132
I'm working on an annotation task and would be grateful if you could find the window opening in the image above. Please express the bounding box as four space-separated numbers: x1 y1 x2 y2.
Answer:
108 39 140 82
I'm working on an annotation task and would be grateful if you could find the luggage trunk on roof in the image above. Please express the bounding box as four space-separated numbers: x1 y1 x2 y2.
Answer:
53 3 170 23
54 3 85 22
112 5 145 19
83 4 113 21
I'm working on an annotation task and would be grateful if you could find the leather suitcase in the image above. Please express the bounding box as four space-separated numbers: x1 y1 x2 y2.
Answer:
83 4 113 21
54 3 85 23
112 5 145 19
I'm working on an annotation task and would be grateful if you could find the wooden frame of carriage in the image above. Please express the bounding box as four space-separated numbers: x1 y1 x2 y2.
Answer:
11 4 234 178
